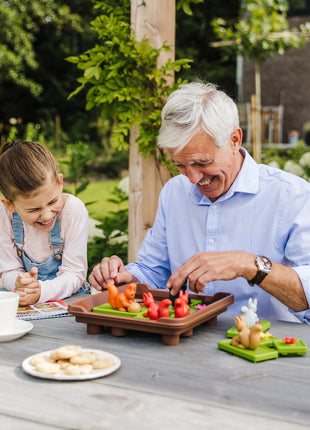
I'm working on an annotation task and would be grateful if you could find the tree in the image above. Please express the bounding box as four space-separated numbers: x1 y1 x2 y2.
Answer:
212 0 310 162
176 0 240 96
68 0 203 260
0 0 97 142
67 0 193 160
0 0 82 96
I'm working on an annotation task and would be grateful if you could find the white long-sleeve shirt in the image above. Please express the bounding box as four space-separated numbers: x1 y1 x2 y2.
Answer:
0 194 89 303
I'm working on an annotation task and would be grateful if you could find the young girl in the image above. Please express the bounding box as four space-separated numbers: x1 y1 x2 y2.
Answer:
0 140 89 306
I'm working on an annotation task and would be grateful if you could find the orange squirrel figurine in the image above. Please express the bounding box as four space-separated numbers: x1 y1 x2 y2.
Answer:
106 283 136 312
231 315 262 350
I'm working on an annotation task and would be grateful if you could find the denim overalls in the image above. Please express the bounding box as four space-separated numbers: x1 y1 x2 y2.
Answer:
12 212 63 281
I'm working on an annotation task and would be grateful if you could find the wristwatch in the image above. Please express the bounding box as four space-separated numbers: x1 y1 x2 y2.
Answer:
249 255 272 287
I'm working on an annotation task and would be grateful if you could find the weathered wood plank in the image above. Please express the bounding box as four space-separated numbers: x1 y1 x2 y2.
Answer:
0 295 309 429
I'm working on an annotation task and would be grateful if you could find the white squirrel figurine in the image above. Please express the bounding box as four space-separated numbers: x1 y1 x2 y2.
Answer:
240 298 259 328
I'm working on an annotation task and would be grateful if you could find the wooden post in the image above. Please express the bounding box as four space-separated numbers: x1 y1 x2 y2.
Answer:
251 94 256 155
253 59 262 163
128 0 175 263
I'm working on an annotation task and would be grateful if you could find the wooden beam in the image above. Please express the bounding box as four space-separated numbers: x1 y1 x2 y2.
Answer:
128 0 175 263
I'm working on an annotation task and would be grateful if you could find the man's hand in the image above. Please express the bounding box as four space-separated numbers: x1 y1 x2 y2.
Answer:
89 255 133 290
166 251 256 295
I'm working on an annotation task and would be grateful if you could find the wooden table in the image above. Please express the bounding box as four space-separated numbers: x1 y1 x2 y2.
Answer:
1 294 309 430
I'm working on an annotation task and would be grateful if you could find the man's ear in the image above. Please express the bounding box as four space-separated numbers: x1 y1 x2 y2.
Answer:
230 127 243 153
0 197 16 213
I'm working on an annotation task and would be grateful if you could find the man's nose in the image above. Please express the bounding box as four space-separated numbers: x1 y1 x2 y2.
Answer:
186 166 203 184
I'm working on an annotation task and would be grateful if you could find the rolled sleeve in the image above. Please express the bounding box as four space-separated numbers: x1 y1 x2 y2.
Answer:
290 266 310 323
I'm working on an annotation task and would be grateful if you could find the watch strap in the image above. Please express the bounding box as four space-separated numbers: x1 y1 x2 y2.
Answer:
249 271 269 287
249 255 272 287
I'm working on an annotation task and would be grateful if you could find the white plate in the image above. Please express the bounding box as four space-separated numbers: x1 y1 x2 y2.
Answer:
22 348 121 381
0 319 33 342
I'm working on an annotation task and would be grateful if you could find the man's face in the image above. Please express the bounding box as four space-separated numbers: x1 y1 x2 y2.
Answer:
169 129 243 201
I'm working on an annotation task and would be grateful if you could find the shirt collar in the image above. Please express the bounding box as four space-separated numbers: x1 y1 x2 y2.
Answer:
188 147 259 205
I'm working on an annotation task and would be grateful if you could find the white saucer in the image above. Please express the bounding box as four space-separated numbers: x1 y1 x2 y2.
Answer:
0 319 33 342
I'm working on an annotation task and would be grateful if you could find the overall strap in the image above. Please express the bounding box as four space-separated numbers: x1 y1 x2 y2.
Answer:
12 212 24 246
12 212 63 250
50 217 64 249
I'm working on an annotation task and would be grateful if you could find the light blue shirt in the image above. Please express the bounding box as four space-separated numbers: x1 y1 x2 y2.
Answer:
126 149 310 323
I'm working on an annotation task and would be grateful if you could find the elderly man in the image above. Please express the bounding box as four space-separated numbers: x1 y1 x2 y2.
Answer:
90 81 310 322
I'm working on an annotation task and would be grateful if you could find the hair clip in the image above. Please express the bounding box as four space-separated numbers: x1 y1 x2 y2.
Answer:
8 140 20 148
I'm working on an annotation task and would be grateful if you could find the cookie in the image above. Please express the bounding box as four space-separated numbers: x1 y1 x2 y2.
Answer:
80 364 93 375
70 351 100 365
92 357 115 369
56 359 71 370
30 354 56 367
50 345 82 360
36 362 61 375
65 364 93 376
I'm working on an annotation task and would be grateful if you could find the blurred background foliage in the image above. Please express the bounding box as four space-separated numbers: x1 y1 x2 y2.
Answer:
0 0 241 168
1 0 310 273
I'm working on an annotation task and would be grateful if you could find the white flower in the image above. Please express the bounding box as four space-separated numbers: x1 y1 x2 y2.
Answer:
88 218 105 243
268 160 280 168
117 176 129 196
283 160 304 177
109 229 128 245
299 152 310 168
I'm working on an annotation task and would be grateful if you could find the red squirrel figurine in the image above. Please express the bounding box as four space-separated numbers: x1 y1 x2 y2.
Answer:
143 292 155 308
174 297 190 318
143 292 172 320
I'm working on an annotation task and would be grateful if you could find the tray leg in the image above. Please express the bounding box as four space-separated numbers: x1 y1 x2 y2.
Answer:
181 329 193 337
111 327 128 337
87 324 104 335
206 316 217 326
161 334 180 346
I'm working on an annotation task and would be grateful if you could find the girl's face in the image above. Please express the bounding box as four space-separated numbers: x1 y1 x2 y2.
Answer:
2 173 64 232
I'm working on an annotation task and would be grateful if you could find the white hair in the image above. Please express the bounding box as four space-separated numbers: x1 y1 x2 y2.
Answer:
157 81 239 152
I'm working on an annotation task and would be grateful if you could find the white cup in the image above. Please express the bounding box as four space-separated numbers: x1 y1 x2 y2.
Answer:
0 292 19 334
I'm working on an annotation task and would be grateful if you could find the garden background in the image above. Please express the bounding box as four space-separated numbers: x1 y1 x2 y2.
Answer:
1 0 310 277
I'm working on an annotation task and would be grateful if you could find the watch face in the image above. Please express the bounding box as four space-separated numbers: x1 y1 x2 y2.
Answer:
257 256 272 272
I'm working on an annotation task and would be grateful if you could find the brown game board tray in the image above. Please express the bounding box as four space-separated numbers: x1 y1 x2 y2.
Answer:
68 283 234 346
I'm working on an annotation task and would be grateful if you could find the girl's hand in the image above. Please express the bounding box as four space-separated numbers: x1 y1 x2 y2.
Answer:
15 289 41 306
14 267 41 304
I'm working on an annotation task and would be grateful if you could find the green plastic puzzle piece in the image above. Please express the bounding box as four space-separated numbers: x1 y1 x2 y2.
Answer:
259 336 278 348
92 301 199 320
273 339 308 356
92 303 148 318
226 320 271 338
218 339 279 363
190 299 202 307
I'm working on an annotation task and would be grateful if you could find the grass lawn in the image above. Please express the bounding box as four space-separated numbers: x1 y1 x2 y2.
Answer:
65 179 128 220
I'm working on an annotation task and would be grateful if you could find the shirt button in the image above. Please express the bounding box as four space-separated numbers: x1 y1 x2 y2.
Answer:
208 239 214 245
211 205 217 210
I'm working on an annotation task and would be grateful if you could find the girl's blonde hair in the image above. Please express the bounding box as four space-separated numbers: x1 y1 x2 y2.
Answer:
0 141 59 202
